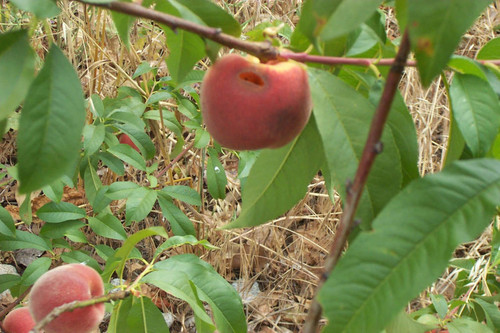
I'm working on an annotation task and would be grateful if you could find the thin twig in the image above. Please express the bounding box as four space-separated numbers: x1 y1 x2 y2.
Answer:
30 290 130 333
156 140 196 178
303 30 412 333
0 286 32 321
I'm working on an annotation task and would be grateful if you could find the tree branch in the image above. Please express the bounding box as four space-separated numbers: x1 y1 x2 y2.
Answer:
303 30 412 333
29 290 130 333
72 1 500 68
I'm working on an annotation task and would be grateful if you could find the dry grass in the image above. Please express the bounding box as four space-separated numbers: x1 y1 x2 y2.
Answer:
0 1 499 332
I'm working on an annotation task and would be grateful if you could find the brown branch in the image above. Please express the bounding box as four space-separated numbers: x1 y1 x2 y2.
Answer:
73 1 500 68
30 290 130 333
72 0 279 61
303 30 412 333
156 140 196 178
0 286 32 321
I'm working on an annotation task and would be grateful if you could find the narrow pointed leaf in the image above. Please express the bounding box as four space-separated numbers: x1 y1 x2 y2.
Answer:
225 117 323 229
36 201 86 223
0 206 16 237
0 230 51 252
320 159 500 332
310 68 404 227
157 1 205 84
18 44 86 193
408 0 491 86
109 296 170 333
102 226 168 281
88 213 127 240
149 254 247 333
319 0 383 41
125 187 157 223
160 185 202 206
0 30 35 121
450 74 500 157
108 144 147 171
206 148 227 200
157 195 196 236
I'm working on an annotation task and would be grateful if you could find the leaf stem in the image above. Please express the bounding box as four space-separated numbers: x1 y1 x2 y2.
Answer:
303 30 412 333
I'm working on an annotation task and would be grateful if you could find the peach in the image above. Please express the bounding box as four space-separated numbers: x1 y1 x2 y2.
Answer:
3 307 35 333
119 133 140 153
201 54 312 150
29 263 104 333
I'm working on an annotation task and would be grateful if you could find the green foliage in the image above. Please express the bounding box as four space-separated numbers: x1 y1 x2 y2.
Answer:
2 1 499 332
225 117 324 228
17 44 86 194
144 254 247 333
108 296 170 333
405 0 492 86
0 30 35 121
319 159 500 332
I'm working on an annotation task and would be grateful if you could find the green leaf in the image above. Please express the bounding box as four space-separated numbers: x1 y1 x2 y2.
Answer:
102 226 168 282
142 270 214 331
108 144 147 171
448 56 487 79
157 1 205 84
157 195 196 236
160 185 201 206
125 187 157 224
447 318 493 333
154 235 217 258
430 294 448 319
319 159 500 332
146 91 172 105
143 110 183 137
0 206 16 237
88 213 127 240
40 220 85 239
477 37 500 60
384 310 433 333
320 0 383 41
225 117 323 229
0 274 21 294
115 123 156 160
146 254 247 333
98 151 125 175
20 257 51 286
444 112 466 166
0 230 51 251
449 74 500 157
369 81 419 187
111 0 135 46
106 181 140 200
206 148 227 200
132 61 154 79
61 250 101 272
108 296 170 333
17 44 86 193
408 0 492 86
0 30 35 121
9 0 61 18
42 178 65 203
174 0 241 37
310 68 404 227
36 201 86 223
83 123 106 156
474 298 500 331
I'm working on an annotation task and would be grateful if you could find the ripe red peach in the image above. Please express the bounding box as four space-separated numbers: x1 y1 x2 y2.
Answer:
29 263 105 333
2 307 35 333
201 54 312 150
119 133 140 153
